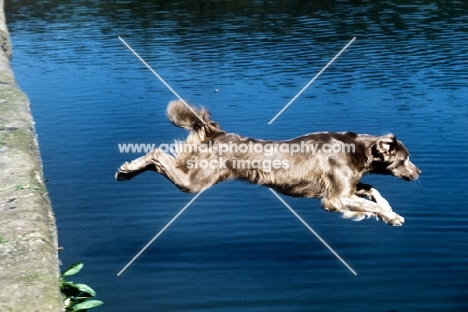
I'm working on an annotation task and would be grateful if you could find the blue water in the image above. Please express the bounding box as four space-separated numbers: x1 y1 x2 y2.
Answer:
6 1 468 311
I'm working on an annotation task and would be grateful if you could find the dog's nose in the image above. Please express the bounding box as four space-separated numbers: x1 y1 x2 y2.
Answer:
411 168 421 180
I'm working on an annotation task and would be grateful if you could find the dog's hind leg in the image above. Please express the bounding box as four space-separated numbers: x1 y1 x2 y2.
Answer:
321 195 404 226
115 152 158 181
116 149 213 193
354 183 393 212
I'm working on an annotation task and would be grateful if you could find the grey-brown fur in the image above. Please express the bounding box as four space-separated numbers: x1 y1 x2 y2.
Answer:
116 100 421 226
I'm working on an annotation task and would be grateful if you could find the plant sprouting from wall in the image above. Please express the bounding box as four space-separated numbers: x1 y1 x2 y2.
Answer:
59 262 103 312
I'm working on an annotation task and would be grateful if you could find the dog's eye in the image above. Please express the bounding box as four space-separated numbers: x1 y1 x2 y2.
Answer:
396 156 408 166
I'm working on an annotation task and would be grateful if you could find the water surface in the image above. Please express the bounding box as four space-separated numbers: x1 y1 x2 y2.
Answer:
6 0 468 311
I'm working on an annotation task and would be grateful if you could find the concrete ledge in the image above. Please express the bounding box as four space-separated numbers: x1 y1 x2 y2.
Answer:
0 1 62 311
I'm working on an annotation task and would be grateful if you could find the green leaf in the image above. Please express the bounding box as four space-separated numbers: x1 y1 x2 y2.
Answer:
63 297 72 307
61 282 96 297
71 296 94 303
62 262 84 277
72 300 104 311
71 283 97 297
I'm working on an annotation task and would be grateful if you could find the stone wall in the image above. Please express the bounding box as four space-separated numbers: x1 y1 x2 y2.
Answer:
0 1 63 310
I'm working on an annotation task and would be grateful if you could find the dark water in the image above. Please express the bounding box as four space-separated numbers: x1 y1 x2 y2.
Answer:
6 0 468 311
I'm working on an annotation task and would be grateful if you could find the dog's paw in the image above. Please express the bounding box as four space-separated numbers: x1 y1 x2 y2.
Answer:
386 213 405 226
115 162 133 181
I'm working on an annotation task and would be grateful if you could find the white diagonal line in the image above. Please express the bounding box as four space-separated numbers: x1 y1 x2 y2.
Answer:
116 36 358 277
268 37 356 124
117 189 206 276
268 188 357 275
118 36 206 125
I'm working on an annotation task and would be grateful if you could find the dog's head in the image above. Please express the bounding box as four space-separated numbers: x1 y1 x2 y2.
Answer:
370 134 421 181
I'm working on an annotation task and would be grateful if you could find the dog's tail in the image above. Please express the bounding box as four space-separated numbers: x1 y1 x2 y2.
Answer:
166 100 222 142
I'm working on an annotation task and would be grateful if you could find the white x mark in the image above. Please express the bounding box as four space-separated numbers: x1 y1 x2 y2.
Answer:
117 36 357 276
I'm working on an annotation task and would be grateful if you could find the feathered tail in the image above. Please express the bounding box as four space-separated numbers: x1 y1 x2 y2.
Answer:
166 100 222 142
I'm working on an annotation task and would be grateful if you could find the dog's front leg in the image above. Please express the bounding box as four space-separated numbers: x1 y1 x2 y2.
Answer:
355 183 393 212
322 196 404 226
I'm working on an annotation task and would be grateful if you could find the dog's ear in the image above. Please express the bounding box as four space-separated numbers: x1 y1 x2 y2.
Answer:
376 134 398 154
